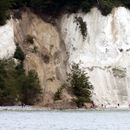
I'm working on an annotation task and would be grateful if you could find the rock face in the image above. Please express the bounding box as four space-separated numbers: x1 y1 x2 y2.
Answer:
0 19 15 59
1 7 130 107
61 7 130 107
13 9 67 105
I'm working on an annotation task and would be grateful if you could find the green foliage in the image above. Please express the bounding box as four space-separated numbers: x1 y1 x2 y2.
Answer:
0 60 19 105
29 0 130 16
112 68 126 78
13 10 22 19
26 35 34 44
12 0 30 8
81 0 96 12
42 54 50 64
68 63 93 107
1 0 130 25
73 97 88 108
32 46 38 53
19 70 42 105
121 0 130 8
54 88 62 101
98 0 121 15
0 0 14 25
14 44 25 61
31 0 65 16
75 17 87 40
28 0 123 16
54 85 65 101
0 58 42 106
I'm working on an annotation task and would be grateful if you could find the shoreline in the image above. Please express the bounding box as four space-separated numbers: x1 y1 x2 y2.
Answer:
0 106 130 112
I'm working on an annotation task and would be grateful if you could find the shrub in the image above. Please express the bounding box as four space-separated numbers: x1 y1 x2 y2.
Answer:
54 85 64 101
26 35 34 44
98 0 122 15
112 68 126 78
13 10 22 19
0 0 14 25
32 46 38 53
54 88 62 101
42 54 50 64
75 17 87 40
67 63 93 107
0 13 7 25
0 59 42 106
0 59 19 105
19 70 42 105
81 0 96 13
14 44 25 61
73 97 88 108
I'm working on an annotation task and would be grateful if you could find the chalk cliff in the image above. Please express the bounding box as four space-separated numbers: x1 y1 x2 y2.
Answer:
61 7 130 107
1 7 130 107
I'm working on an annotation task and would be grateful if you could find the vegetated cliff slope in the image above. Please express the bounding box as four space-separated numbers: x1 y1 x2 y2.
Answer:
13 9 68 105
1 7 130 107
0 9 68 106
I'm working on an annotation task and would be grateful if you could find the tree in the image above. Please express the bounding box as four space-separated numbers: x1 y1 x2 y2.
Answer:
121 0 130 8
68 63 93 107
0 60 19 105
0 0 14 25
0 58 42 106
19 70 42 105
98 0 122 15
81 0 96 12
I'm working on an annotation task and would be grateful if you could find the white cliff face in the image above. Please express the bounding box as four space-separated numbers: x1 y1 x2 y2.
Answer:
0 20 16 58
1 7 130 107
61 7 130 107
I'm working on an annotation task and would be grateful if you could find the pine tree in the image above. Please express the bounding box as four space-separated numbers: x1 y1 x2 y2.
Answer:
68 63 93 107
20 70 42 105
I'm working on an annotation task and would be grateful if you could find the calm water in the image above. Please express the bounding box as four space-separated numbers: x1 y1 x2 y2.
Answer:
0 110 130 130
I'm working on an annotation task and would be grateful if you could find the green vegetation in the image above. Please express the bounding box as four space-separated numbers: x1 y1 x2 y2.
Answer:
75 17 87 40
32 46 38 53
67 63 93 107
0 0 14 25
0 59 19 105
1 0 130 25
112 68 126 78
54 84 65 101
98 0 122 15
14 44 25 61
54 87 63 101
0 45 41 106
13 10 22 19
42 54 50 64
26 34 34 44
19 70 42 105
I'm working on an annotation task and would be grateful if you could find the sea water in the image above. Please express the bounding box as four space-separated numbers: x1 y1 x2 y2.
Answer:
0 110 130 130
